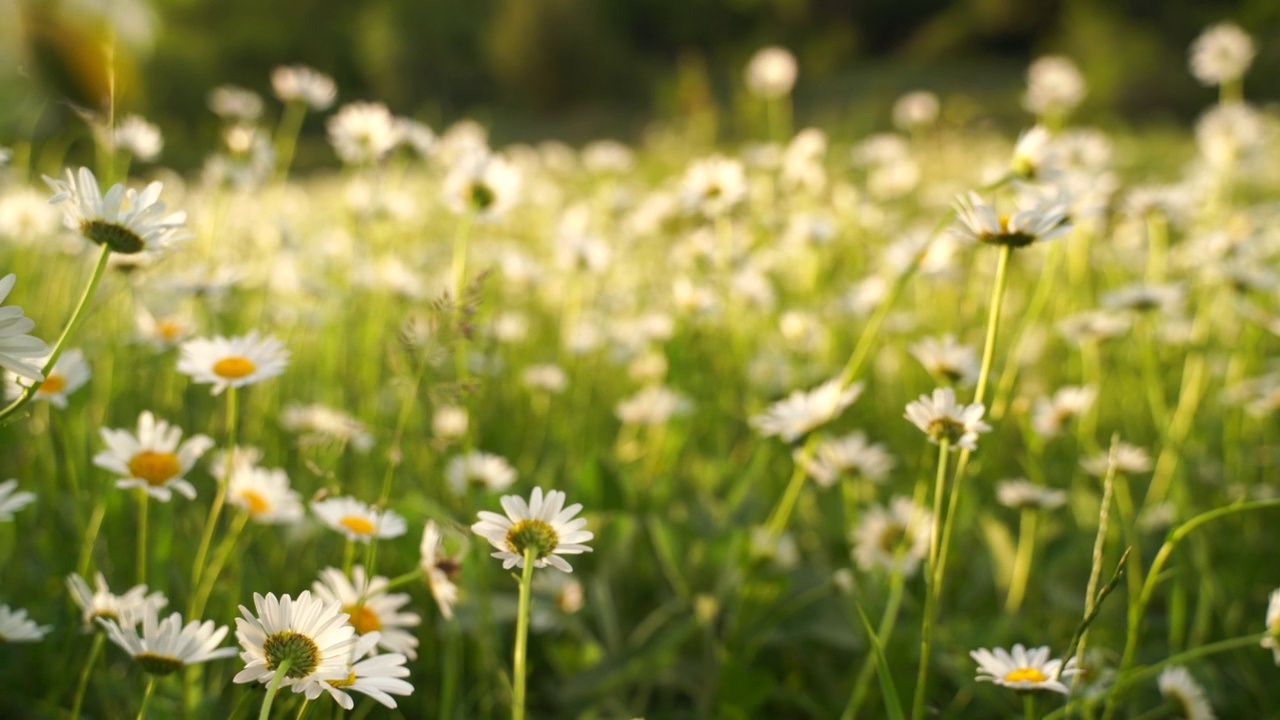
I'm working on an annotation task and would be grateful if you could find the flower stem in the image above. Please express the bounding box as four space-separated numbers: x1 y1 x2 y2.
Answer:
273 100 308 184
136 489 149 585
190 509 250 618
71 631 105 720
512 547 537 720
259 659 292 720
1005 508 1038 612
137 676 156 720
912 438 950 720
189 386 238 617
1023 693 1038 720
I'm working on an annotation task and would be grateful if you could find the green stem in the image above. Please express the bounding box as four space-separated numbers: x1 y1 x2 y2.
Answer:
137 676 156 720
381 568 424 592
190 509 250 619
512 547 537 720
259 659 292 720
273 100 308 184
293 697 311 720
1006 508 1038 612
136 489 149 585
71 632 105 720
1024 693 1038 720
189 386 238 617
974 244 1013 406
912 439 950 720
1075 436 1120 666
842 565 907 720
78 499 107 578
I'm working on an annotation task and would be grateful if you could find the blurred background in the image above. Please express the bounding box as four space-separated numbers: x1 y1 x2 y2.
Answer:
1 0 1278 171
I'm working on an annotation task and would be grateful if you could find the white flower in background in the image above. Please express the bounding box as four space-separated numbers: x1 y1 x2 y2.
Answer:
227 465 303 525
232 591 358 700
1195 103 1264 171
744 46 798 99
134 306 195 350
1031 385 1097 438
0 274 49 382
394 117 436 158
1189 22 1254 86
615 385 692 426
0 189 63 244
0 605 51 643
909 334 979 386
272 65 337 110
1011 125 1055 179
0 479 35 520
280 402 373 452
1023 55 1086 117
472 487 594 572
1262 588 1280 665
328 102 398 165
1158 666 1216 720
312 566 421 659
420 521 463 620
315 632 414 709
447 451 518 494
94 411 214 501
5 348 90 409
971 644 1078 694
1081 442 1153 476
97 605 237 676
1057 310 1131 344
312 497 406 543
111 115 164 162
432 405 469 440
851 497 931 577
801 431 896 487
893 90 940 131
207 85 264 121
1100 282 1184 313
521 364 568 394
681 155 747 217
177 331 290 396
44 167 191 254
996 479 1068 511
904 387 991 452
951 191 1072 248
442 151 522 219
751 378 863 443
581 139 634 174
65 572 167 630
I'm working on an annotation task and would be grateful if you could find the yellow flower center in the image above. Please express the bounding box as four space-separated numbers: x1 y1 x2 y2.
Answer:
505 519 559 559
36 373 66 395
343 604 382 635
238 488 270 515
1004 667 1048 683
156 319 184 341
128 451 182 486
339 515 375 535
212 356 257 379
329 671 358 688
136 651 185 676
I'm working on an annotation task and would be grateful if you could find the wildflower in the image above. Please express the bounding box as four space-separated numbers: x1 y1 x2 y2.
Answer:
996 479 1068 511
1011 125 1055 179
207 85 264 120
1057 310 1131 344
227 465 303 524
65 572 167 629
744 46 798 99
1023 55 1086 117
312 566 420 659
1100 282 1184 314
394 118 436 158
0 274 50 383
98 605 236 676
800 431 896 487
892 90 940 132
44 167 190 254
233 591 359 700
615 385 692 426
851 497 931 577
910 334 979 386
442 151 522 219
1261 588 1280 665
315 632 414 709
751 378 864 443
0 605 50 643
447 451 517 494
5 348 90 409
177 331 290 396
271 65 337 110
1158 666 1216 720
312 497 406 543
681 155 747 217
94 411 214 501
904 387 991 452
1195 103 1264 171
280 402 373 452
0 479 35 520
328 102 398 165
420 521 462 620
1189 22 1254 87
1031 385 1097 438
111 115 163 162
521 364 568 394
971 644 1078 694
951 191 1071 248
432 406 469 440
134 306 195 350
581 140 634 174
472 487 594 572
1081 443 1153 476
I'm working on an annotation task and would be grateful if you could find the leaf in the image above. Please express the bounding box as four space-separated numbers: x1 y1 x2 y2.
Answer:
855 601 905 720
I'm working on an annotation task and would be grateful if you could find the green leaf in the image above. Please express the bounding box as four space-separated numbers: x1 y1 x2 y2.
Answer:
855 601 905 720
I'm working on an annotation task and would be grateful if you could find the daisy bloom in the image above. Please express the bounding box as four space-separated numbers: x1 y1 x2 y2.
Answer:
432 405 469 440
1023 55 1086 117
227 465 304 525
472 487 594 572
98 605 236 676
312 566 420 659
751 378 864 443
44 167 190 254
447 451 517 494
800 431 896 487
312 497 407 543
420 521 463 620
327 101 398 165
909 334 979 386
66 572 167 630
1189 22 1254 87
615 385 692 426
233 591 359 700
280 402 374 452
904 387 991 452
94 411 214 501
851 497 931 577
0 273 50 382
996 479 1068 511
177 331 290 395
1031 385 1097 438
271 65 337 110
134 306 195 350
951 191 1072 248
442 151 522 219
1158 666 1216 720
971 643 1079 694
1081 443 1152 476
681 155 747 217
744 46 798 99
6 348 90 409
111 114 164 162
1261 588 1280 665
315 632 414 710
0 605 51 643
0 479 36 520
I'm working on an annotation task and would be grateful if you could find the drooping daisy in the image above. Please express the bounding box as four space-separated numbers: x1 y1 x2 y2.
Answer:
0 479 35 520
94 411 214 501
98 605 236 676
280 402 374 452
1261 588 1280 665
744 46 798 99
311 497 407 543
312 566 420 659
1189 22 1255 87
271 65 337 110
446 451 517 494
909 334 979 386
5 348 91 409
420 521 463 620
177 331 290 396
0 605 50 643
0 274 50 383
996 479 1068 511
65 572 167 630
315 632 414 710
233 591 359 700
44 167 190 254
471 487 594 572
951 191 1072 248
971 644 1078 695
227 465 304 525
850 497 931 577
800 431 896 487
904 387 991 452
1158 666 1216 720
751 378 864 443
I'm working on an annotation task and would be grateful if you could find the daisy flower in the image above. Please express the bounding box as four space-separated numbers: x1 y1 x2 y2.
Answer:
0 273 50 382
1081 443 1153 476
904 387 991 452
744 46 798 99
271 65 337 110
446 451 517 494
1023 55 1086 117
442 151 522 219
951 191 1072 248
751 378 864 443
311 497 407 543
280 402 374 452
177 331 290 396
614 385 692 426
971 643 1078 694
909 334 979 386
233 591 359 700
111 115 164 162
1158 666 1216 720
0 479 35 520
98 605 237 676
472 487 594 572
420 521 463 620
850 497 931 577
1261 588 1280 665
996 479 1068 511
315 632 414 710
680 155 747 217
1031 385 1097 438
94 411 214 501
521 364 568 394
44 167 190 254
65 572 167 630
1189 22 1254 87
327 102 398 165
0 605 51 643
227 465 304 525
5 348 90 409
800 431 896 487
312 566 420 659
134 306 195 350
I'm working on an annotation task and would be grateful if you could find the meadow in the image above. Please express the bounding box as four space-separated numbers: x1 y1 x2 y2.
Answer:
1 27 1279 720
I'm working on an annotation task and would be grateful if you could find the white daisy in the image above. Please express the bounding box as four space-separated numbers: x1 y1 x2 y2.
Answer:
98 605 237 675
65 572 167 630
447 451 517 494
327 102 398 165
680 155 747 217
850 497 931 577
1023 55 1086 117
971 643 1079 694
432 406 469 441
207 85 263 120
800 431 896 487
1261 588 1280 665
0 605 51 643
280 402 373 452
996 479 1068 511
951 190 1072 248
227 465 303 525
177 331 290 396
1081 443 1153 476
751 378 864 443
233 591 359 701
615 385 692 426
0 274 50 383
111 114 164 162
312 566 420 659
5 347 91 409
471 487 594 572
271 65 337 110
904 387 991 452
744 46 798 99
315 632 414 710
311 497 407 543
1031 385 1097 438
134 306 195 351
909 334 979 386
1189 22 1254 87
44 167 190 254
420 521 462 620
442 151 522 219
521 364 568 394
1158 666 1216 720
0 479 35 520
94 411 215 501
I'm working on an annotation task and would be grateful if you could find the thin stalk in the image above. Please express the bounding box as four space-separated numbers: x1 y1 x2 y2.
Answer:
71 632 106 719
293 698 311 720
1075 435 1120 667
273 100 308 184
136 489 149 585
137 676 156 720
1024 694 1038 720
512 547 537 720
78 499 107 578
842 562 907 720
911 439 951 720
1005 508 1038 612
259 659 293 720
190 510 250 618
189 386 238 617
